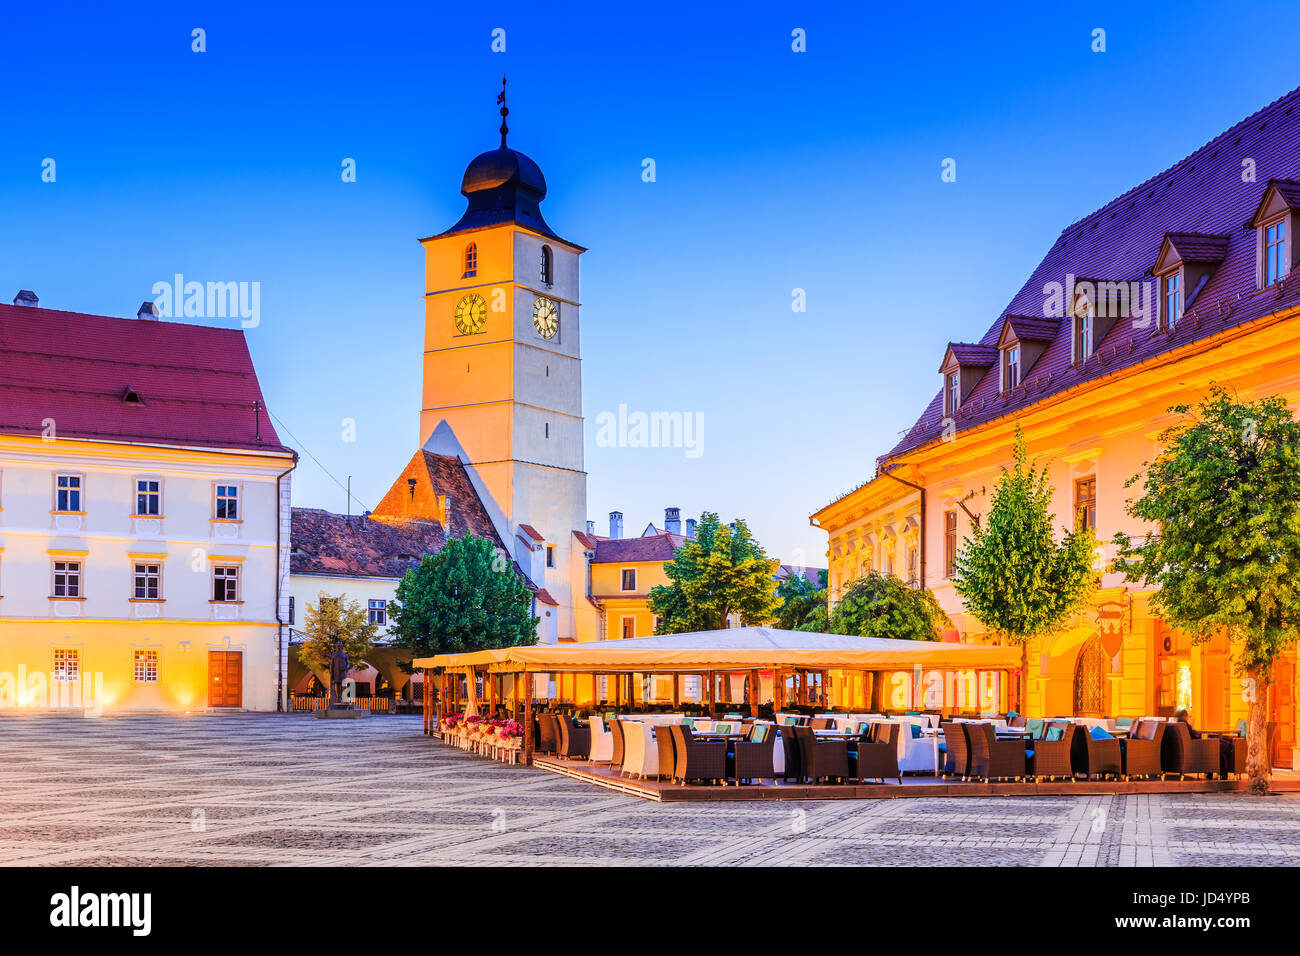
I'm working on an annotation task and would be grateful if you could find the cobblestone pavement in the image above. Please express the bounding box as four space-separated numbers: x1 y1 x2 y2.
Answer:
1 714 1298 866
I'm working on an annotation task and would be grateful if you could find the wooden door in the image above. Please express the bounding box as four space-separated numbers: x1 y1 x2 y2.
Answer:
208 651 243 708
1272 653 1296 769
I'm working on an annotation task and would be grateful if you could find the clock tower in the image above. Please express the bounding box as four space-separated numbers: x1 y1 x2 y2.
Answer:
419 85 589 642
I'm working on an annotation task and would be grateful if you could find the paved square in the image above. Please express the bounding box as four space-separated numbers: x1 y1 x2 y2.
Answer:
1 714 1297 866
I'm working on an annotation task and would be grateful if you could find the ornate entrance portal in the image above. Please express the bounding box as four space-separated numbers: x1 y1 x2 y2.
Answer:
1073 636 1110 717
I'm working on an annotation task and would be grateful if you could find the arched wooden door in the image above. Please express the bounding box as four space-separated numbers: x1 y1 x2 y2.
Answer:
1072 636 1110 717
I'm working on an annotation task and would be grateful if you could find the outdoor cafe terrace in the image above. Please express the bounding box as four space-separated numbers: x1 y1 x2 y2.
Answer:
416 628 1292 801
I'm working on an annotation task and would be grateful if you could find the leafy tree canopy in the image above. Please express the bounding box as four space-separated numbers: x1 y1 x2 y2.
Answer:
827 570 950 640
297 593 379 673
648 512 780 633
386 533 539 658
774 568 828 631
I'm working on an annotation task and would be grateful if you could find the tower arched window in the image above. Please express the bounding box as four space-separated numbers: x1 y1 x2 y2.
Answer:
540 245 553 286
462 243 477 279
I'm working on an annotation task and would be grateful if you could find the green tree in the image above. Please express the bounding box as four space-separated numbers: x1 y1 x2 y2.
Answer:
774 569 828 630
1113 386 1300 794
828 570 950 640
648 512 780 633
952 427 1097 709
297 593 379 696
386 533 539 657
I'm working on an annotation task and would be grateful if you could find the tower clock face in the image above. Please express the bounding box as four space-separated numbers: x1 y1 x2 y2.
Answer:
454 293 487 334
532 296 559 339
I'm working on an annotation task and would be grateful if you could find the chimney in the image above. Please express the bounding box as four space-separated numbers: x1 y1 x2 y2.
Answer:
609 511 623 539
585 520 595 536
664 507 681 534
13 290 38 307
137 300 160 320
685 518 697 538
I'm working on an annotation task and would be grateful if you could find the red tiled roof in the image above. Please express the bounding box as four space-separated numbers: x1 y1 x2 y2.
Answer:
534 588 558 606
518 523 544 542
1001 315 1059 342
886 85 1300 461
941 343 997 372
0 302 287 453
1163 232 1230 265
590 533 684 564
572 530 600 551
292 450 517 579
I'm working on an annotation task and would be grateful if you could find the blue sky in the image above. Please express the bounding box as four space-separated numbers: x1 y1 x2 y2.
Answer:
2 0 1297 566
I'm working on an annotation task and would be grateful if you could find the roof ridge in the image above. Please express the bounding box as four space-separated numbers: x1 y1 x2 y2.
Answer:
1059 84 1300 234
0 302 251 335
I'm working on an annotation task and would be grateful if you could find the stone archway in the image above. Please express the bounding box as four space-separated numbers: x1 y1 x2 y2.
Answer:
1072 635 1111 717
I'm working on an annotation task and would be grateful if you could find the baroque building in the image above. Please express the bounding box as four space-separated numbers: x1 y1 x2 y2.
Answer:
812 88 1300 767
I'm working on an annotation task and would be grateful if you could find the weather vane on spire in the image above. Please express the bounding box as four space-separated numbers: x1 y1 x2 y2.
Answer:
497 75 509 148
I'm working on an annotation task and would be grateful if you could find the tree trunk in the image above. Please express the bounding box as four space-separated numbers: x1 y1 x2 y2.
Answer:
1018 641 1029 715
1246 664 1273 795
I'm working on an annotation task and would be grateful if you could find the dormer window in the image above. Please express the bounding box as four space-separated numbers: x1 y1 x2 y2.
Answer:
462 242 478 279
1075 312 1092 362
1003 345 1020 390
1162 271 1182 330
945 371 960 415
1265 219 1287 287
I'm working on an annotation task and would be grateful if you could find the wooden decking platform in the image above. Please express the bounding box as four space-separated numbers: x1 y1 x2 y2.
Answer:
532 756 1300 802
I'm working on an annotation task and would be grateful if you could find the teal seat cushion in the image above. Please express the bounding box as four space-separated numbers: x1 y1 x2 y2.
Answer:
1045 726 1064 742
1006 711 1018 719
1026 718 1045 739
937 741 947 753
909 723 922 739
682 718 694 729
751 725 768 743
1090 726 1114 740
1025 749 1035 760
1116 717 1133 728
905 710 921 716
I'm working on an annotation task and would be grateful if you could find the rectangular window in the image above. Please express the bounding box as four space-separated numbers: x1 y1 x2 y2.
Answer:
53 560 81 598
546 545 555 568
368 599 387 626
215 484 239 520
133 649 158 684
133 563 161 600
53 649 79 683
946 372 960 415
943 510 958 578
907 545 918 583
1075 476 1097 532
212 565 239 602
1266 219 1287 286
1163 272 1181 330
1005 346 1020 390
621 616 635 640
288 596 295 625
621 568 637 591
55 474 81 512
1076 315 1092 362
886 551 896 577
135 479 161 515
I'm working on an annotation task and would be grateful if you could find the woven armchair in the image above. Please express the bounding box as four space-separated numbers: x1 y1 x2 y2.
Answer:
557 718 591 759
850 722 901 783
809 717 837 730
966 722 1029 781
536 714 559 755
668 724 727 785
1162 722 1221 779
732 725 777 785
1028 722 1076 780
940 722 971 780
794 726 849 784
779 726 803 782
1072 726 1123 780
609 717 626 770
1121 720 1166 779
655 725 677 781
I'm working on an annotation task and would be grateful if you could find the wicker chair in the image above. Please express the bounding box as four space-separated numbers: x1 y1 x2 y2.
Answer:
809 717 837 730
794 726 849 784
849 722 901 783
779 725 803 782
1072 725 1123 780
1028 722 1076 780
1216 734 1246 779
668 723 727 785
557 718 591 759
536 714 559 755
731 724 777 785
966 722 1028 781
940 722 971 780
1162 722 1221 779
609 716 626 770
655 725 677 781
1008 715 1028 728
1120 720 1166 779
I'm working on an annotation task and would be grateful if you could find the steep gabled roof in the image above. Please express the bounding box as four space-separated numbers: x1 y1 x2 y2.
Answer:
0 302 287 453
886 86 1300 461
